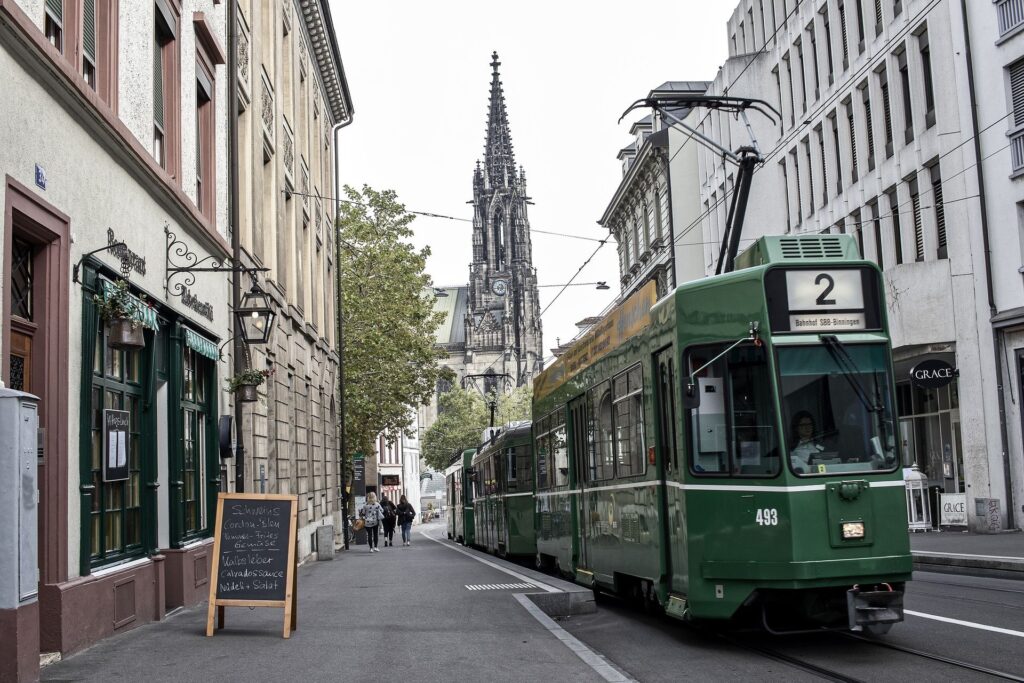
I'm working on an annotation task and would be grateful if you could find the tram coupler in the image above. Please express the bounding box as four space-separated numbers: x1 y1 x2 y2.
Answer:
846 585 903 631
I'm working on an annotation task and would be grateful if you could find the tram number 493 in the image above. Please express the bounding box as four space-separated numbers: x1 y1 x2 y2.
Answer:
755 508 779 526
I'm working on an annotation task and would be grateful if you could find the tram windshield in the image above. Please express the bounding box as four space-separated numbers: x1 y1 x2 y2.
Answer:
777 342 898 476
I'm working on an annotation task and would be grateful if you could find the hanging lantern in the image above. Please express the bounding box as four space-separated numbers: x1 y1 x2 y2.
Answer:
235 285 276 344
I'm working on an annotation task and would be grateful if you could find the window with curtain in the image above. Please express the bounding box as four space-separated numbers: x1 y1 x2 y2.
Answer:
181 347 209 538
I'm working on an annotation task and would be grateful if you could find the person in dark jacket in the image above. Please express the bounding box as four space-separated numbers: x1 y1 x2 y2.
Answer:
380 496 398 547
396 495 417 547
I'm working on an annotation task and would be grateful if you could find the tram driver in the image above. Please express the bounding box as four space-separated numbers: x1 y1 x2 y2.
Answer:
789 411 825 473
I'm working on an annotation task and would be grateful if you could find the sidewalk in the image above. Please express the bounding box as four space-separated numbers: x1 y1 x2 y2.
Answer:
910 528 1024 580
40 521 606 683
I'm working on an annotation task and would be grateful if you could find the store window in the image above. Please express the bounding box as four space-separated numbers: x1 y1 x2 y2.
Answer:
177 328 219 544
88 318 145 566
895 357 961 494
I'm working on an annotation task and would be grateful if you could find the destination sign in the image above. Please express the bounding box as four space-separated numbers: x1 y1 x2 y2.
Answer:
766 267 881 334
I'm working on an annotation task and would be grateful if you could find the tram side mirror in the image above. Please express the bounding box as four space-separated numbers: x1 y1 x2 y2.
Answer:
466 467 478 482
683 381 701 410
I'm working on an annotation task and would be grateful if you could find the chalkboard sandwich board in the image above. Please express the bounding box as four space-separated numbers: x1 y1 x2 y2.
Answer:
206 493 298 638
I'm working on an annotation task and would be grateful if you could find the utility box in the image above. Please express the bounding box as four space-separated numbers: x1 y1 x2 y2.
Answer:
0 388 40 683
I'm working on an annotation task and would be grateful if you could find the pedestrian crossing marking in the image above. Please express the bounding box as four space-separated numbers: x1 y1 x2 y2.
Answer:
465 582 535 591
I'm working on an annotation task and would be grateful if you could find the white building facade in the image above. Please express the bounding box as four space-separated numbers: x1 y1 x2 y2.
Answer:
1 0 232 673
696 0 1022 531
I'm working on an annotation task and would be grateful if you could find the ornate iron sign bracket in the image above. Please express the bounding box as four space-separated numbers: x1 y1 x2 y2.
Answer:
165 225 269 298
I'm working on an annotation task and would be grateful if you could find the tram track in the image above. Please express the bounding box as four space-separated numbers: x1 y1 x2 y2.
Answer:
709 630 864 683
840 632 1024 682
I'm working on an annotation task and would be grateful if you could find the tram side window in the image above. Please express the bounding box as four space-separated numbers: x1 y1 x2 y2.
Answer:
587 381 615 480
614 365 646 477
686 344 780 477
516 444 533 490
552 408 569 487
536 416 551 489
506 447 518 492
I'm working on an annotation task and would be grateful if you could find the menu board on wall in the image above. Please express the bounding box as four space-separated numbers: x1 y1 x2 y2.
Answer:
102 409 130 482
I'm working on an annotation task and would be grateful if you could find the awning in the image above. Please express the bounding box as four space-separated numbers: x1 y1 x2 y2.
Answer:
101 280 159 331
184 328 219 361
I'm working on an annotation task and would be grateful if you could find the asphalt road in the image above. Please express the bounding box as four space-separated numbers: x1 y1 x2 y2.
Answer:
555 570 1024 682
41 522 1024 682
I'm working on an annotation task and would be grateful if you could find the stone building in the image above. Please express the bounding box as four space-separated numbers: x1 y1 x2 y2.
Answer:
694 0 1023 530
0 0 232 675
422 53 543 433
232 0 352 556
599 81 710 299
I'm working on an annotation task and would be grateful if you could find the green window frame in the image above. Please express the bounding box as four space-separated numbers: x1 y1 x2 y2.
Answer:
79 275 158 572
171 326 219 546
88 334 145 566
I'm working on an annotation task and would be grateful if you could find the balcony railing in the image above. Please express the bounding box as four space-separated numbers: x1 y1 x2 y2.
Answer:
1011 129 1024 174
998 0 1024 36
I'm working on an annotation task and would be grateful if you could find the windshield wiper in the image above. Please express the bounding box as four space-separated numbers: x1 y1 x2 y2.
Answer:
820 335 881 413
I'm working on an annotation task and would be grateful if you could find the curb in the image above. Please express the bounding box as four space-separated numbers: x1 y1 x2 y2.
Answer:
912 551 1024 581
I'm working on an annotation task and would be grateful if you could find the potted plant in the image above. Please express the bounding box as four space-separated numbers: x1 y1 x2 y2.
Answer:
94 278 147 350
227 366 272 403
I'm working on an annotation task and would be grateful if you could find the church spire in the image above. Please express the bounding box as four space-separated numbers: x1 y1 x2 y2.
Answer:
484 51 517 188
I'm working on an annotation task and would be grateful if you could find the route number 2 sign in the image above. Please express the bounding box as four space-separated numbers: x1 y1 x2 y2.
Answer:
785 270 866 332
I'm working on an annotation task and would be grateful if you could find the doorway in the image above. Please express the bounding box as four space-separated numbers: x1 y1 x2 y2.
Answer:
4 176 71 653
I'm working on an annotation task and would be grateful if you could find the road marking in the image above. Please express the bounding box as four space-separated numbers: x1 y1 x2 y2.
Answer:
466 582 535 591
513 593 636 682
906 610 1024 638
420 531 561 593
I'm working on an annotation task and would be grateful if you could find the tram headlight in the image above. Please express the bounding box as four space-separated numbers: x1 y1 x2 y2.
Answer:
841 521 865 539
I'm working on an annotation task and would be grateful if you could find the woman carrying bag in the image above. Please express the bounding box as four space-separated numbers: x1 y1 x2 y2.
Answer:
359 492 385 552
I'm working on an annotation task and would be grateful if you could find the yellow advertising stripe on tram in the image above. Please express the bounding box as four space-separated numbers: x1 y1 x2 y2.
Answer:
534 280 657 402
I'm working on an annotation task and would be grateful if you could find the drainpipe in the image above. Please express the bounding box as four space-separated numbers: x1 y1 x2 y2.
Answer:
227 0 245 493
333 116 353 547
960 0 1015 529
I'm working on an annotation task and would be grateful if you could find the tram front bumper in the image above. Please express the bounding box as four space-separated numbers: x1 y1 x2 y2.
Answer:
846 586 904 631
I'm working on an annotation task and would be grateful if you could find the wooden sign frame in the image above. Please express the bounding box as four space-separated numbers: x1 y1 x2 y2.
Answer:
206 492 299 638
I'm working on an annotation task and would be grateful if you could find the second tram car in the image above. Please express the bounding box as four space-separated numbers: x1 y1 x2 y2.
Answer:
469 422 536 558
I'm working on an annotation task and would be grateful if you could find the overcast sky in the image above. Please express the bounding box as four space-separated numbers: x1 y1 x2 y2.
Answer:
331 0 736 361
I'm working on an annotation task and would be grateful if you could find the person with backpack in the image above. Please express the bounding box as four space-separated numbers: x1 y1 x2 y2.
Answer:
359 492 385 552
380 495 398 547
396 495 417 547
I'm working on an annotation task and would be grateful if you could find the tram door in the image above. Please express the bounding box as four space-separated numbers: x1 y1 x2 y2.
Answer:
568 396 590 571
655 347 685 590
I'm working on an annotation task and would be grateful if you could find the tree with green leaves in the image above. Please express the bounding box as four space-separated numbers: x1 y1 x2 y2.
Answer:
336 185 451 505
421 383 533 471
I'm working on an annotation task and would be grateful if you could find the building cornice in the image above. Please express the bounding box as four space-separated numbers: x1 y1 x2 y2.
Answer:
298 0 353 124
0 0 230 258
598 128 669 228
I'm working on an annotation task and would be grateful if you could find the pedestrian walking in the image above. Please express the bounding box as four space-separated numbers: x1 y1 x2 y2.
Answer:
380 495 398 547
360 492 385 552
396 495 417 547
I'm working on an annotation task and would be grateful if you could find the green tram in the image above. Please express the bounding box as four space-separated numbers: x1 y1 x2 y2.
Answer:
468 422 537 558
531 235 910 633
445 448 477 545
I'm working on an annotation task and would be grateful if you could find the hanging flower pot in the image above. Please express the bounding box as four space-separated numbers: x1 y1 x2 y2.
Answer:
238 383 259 403
108 316 145 350
227 366 273 403
94 279 148 351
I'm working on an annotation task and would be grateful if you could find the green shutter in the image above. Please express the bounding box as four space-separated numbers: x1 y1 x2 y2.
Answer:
154 38 164 127
45 0 62 22
82 0 96 60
